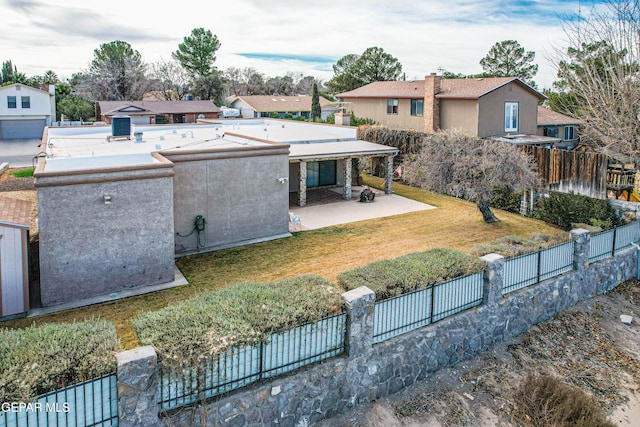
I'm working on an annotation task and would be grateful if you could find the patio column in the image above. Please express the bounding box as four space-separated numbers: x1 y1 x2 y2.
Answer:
343 157 352 200
298 160 307 207
385 155 394 194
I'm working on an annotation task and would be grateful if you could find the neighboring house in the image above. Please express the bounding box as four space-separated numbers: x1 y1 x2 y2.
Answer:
536 106 582 149
337 75 547 139
228 95 339 121
34 119 397 309
0 83 55 139
95 100 221 125
0 196 31 319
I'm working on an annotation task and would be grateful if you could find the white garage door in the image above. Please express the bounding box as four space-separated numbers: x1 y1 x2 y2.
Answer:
0 119 46 139
130 116 151 125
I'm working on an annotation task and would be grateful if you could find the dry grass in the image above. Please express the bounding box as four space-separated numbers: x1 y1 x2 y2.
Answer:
1 175 561 349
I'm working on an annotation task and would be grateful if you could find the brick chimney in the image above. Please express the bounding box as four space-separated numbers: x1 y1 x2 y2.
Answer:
424 73 441 133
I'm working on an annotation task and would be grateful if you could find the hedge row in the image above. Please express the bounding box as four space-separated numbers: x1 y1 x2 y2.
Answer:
0 319 120 402
337 248 484 301
133 275 342 365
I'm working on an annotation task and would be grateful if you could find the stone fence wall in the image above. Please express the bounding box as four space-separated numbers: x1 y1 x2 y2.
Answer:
115 229 638 427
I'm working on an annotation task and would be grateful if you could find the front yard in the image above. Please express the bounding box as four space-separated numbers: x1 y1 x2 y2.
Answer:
1 175 561 349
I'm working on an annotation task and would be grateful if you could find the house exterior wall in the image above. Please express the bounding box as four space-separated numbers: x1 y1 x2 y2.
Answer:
0 84 53 124
478 83 539 137
230 99 258 119
36 166 175 307
439 99 479 136
342 98 424 130
0 225 28 318
167 146 290 254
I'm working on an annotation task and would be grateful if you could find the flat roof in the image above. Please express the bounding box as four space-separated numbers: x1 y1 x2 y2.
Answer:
42 120 396 172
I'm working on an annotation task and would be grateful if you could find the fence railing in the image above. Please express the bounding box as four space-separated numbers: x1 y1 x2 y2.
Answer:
503 240 574 294
589 222 640 262
373 272 484 344
0 373 118 427
158 313 347 411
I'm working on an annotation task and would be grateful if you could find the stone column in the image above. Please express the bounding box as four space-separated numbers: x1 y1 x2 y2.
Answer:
570 228 590 272
343 286 375 358
116 346 160 427
480 253 504 306
384 155 393 194
298 161 307 207
343 157 352 200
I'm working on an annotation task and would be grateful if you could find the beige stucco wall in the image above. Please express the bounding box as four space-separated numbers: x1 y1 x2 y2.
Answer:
478 83 540 138
343 98 424 131
439 99 479 136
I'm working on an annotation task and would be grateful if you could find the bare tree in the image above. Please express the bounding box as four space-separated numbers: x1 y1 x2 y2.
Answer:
403 130 539 223
150 58 190 100
552 0 640 162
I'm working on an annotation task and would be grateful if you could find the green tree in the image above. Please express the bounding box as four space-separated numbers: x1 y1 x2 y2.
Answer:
1 60 15 84
480 40 538 86
311 83 321 122
173 28 220 78
55 82 94 121
79 40 148 100
327 47 403 93
41 70 59 85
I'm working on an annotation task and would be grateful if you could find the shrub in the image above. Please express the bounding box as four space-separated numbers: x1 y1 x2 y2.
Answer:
283 113 293 119
269 112 280 119
470 233 569 258
514 373 615 427
337 248 484 301
534 192 620 231
490 185 522 213
133 275 342 365
0 320 120 402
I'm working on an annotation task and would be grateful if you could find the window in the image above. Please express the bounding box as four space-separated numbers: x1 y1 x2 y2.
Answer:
564 126 575 140
21 96 30 108
7 96 16 108
306 160 337 187
544 127 558 138
504 102 518 132
410 99 423 116
387 99 398 115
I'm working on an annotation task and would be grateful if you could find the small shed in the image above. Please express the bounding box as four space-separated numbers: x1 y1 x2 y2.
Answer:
0 196 32 319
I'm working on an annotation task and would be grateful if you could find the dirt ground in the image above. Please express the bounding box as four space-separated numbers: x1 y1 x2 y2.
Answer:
317 279 640 427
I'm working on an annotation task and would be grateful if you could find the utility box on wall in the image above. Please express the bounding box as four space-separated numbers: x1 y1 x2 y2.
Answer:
0 197 32 319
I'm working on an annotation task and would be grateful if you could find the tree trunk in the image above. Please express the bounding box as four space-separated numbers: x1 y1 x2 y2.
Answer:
477 200 499 223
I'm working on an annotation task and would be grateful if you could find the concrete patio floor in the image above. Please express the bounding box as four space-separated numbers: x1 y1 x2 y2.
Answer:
290 186 436 230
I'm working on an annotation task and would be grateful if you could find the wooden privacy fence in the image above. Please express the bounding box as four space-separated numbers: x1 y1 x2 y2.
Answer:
520 146 609 199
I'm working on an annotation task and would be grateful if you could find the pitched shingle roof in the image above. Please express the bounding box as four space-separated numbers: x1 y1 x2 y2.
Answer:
0 196 32 228
537 106 582 126
337 77 545 100
97 100 221 116
230 95 336 112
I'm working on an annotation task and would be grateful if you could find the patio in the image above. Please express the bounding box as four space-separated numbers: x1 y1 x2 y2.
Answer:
289 186 436 230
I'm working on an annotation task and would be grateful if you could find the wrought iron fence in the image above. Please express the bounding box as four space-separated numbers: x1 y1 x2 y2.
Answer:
373 272 484 344
589 222 640 262
0 373 118 427
158 313 347 411
503 240 574 294
614 221 640 255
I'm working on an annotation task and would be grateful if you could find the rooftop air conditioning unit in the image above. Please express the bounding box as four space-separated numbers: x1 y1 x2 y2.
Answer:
109 115 131 141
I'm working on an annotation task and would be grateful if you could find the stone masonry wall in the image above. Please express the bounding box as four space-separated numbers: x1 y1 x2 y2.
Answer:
116 229 638 427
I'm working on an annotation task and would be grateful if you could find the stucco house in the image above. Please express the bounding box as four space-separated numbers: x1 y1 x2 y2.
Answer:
95 100 221 125
337 75 550 140
228 95 339 121
536 106 582 149
0 83 55 139
33 119 397 309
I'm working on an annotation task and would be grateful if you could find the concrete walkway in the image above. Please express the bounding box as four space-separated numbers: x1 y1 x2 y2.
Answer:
290 187 436 230
0 139 42 168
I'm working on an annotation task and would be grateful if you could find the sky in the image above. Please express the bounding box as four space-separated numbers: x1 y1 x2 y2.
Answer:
0 0 606 90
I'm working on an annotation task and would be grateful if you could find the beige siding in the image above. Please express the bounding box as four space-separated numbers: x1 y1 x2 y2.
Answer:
439 99 479 136
0 226 27 317
478 83 539 137
342 98 424 131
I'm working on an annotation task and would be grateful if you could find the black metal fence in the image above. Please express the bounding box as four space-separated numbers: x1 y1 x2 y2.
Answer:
0 373 118 427
372 272 484 344
503 240 574 294
589 222 640 263
158 313 347 411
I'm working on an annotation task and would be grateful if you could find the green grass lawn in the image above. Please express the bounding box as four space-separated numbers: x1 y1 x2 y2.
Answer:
2 176 562 349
